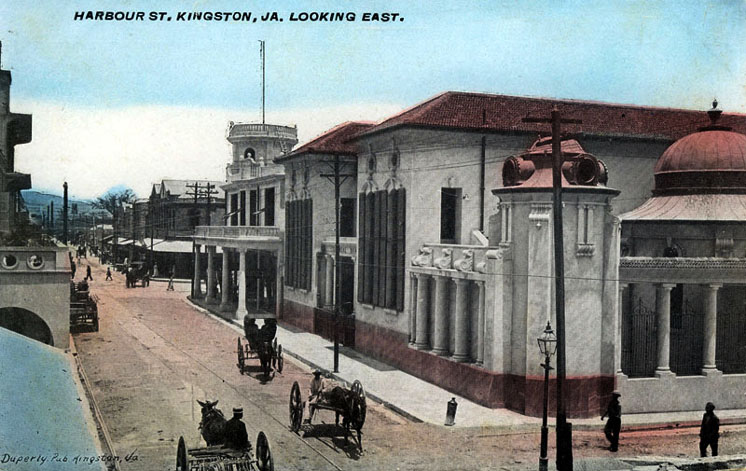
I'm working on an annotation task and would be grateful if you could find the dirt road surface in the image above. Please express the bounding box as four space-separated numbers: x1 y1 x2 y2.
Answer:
73 259 746 471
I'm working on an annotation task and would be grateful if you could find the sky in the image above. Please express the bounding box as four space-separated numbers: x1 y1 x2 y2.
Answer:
2 0 746 199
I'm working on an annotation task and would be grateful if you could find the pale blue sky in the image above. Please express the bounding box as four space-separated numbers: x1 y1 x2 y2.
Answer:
1 0 745 198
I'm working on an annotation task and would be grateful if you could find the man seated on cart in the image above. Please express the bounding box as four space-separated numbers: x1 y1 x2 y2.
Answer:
244 317 261 351
223 407 250 451
306 370 344 422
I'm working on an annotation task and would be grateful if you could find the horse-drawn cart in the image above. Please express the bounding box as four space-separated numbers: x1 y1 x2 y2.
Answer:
289 379 366 451
237 315 283 378
176 432 274 471
70 281 99 332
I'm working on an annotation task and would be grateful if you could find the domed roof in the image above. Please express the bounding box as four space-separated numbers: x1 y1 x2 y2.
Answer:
654 102 746 195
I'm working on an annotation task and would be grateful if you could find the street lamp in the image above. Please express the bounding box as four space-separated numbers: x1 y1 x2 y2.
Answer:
537 320 557 471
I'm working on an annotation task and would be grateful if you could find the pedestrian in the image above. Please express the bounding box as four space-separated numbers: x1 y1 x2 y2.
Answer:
143 271 150 287
71 263 76 280
167 270 175 291
601 391 622 452
699 402 720 457
223 408 249 450
85 265 93 281
105 267 112 281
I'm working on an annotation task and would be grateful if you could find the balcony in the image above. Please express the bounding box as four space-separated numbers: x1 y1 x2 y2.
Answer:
195 225 281 239
227 123 298 142
226 161 285 181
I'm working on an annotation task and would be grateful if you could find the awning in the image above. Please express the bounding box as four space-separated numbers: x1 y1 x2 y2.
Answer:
0 327 103 469
146 239 222 254
118 239 134 246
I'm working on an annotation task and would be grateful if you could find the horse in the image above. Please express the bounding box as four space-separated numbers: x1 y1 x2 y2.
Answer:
197 400 227 446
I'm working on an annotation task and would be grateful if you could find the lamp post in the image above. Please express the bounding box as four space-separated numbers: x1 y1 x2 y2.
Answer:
538 321 557 471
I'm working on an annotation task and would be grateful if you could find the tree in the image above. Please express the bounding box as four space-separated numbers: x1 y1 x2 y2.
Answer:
92 188 136 216
92 188 135 261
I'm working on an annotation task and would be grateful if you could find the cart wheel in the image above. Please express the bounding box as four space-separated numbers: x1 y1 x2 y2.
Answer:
176 436 188 471
255 431 274 471
276 344 283 373
350 380 367 450
237 337 245 374
289 381 303 432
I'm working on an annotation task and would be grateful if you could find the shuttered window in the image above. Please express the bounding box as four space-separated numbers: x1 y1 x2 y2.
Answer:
286 198 313 289
357 189 406 310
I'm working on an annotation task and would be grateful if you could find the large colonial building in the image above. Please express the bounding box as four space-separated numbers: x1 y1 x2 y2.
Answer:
192 122 298 317
272 92 746 418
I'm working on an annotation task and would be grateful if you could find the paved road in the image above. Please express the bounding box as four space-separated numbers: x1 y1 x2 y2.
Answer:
72 259 746 471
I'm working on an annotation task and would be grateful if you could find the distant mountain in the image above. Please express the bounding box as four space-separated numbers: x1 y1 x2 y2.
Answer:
20 190 111 219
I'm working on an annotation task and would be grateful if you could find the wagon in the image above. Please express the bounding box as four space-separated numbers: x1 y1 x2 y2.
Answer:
70 281 99 332
237 337 283 378
289 379 366 451
237 315 283 378
176 432 274 471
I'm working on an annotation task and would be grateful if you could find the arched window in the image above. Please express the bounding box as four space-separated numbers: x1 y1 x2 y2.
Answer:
243 148 256 162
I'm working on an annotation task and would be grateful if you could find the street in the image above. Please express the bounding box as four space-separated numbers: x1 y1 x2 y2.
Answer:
73 259 746 471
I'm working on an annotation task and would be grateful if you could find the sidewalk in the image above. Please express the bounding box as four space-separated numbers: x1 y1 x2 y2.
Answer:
188 299 746 432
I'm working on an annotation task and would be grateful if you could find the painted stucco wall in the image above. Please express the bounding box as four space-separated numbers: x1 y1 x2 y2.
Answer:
0 248 71 349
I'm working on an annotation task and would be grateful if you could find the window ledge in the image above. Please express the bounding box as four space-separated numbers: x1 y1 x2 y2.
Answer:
383 308 399 316
359 303 374 310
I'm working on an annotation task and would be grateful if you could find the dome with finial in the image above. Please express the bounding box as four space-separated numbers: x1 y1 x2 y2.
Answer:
653 100 746 195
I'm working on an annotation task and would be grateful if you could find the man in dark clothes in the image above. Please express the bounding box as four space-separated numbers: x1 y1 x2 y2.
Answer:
700 402 720 457
602 391 622 452
223 407 249 450
105 267 112 281
244 317 261 350
85 265 93 281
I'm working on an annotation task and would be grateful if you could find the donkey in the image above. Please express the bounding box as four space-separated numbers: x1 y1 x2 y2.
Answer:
197 400 227 446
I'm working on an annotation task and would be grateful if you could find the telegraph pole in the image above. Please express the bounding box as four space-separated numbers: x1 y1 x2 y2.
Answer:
321 156 355 373
202 183 218 226
523 106 581 471
186 182 202 299
63 182 69 244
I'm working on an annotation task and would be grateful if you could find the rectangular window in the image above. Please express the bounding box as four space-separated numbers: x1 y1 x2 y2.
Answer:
340 198 356 237
440 187 461 243
357 189 406 310
249 189 259 226
264 187 275 226
239 191 246 226
286 198 313 289
230 194 238 226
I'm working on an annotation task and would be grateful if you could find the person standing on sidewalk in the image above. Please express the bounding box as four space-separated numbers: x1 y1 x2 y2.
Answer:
699 402 720 457
601 391 622 452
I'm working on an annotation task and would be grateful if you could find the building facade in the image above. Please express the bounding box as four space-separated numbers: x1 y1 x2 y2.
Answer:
275 91 746 417
193 122 298 318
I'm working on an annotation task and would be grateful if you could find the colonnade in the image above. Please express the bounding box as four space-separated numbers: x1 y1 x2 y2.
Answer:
620 282 722 377
409 272 486 365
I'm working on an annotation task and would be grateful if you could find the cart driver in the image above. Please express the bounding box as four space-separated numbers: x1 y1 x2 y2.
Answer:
223 407 250 451
306 370 325 422
244 317 261 350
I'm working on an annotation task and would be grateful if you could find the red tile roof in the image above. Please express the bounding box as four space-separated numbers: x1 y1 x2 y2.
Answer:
359 91 746 141
277 121 375 161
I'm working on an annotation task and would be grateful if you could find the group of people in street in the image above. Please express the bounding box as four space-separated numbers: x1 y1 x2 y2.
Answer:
602 392 720 458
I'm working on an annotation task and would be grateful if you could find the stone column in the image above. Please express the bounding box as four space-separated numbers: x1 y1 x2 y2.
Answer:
432 275 450 355
616 283 628 375
655 283 676 377
476 281 486 365
220 249 231 310
193 244 202 297
414 273 431 350
236 249 248 319
702 283 722 375
452 278 471 362
409 274 418 345
325 254 334 308
206 246 216 302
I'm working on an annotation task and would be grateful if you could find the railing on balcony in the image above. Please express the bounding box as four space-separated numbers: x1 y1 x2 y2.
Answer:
195 225 281 239
226 161 285 181
227 123 298 141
